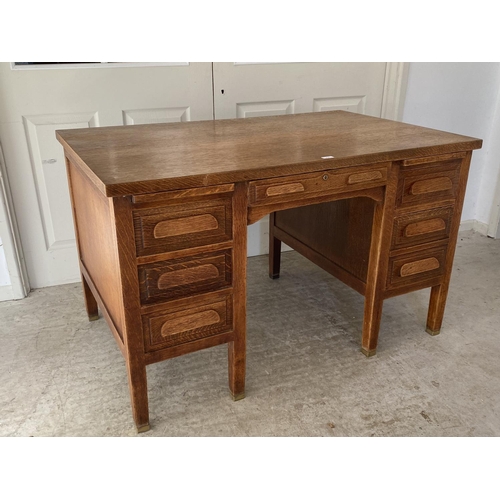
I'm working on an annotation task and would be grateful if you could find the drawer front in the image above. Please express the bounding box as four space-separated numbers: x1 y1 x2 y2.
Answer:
248 163 389 206
396 159 461 208
142 294 233 351
392 206 454 249
133 198 232 256
138 249 232 304
387 246 447 289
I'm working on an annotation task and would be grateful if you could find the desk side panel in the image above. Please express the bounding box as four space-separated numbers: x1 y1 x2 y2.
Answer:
275 198 375 284
68 161 125 337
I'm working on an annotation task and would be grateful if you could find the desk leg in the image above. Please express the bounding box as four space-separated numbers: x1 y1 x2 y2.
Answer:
361 301 384 357
361 167 399 357
125 354 150 433
269 212 281 279
229 182 247 401
81 273 99 321
426 151 471 337
426 284 447 335
361 217 389 357
112 195 150 432
361 202 387 357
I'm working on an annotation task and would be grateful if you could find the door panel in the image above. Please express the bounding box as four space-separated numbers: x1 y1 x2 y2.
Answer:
213 62 387 119
123 106 191 125
24 112 99 252
213 62 388 256
0 62 213 287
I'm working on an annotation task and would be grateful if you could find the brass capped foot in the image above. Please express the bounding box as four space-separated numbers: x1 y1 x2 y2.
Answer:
426 327 441 336
136 423 151 433
230 391 245 401
88 314 99 321
360 347 377 358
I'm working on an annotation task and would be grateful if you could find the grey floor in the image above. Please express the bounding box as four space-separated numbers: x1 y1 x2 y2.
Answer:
1 230 499 437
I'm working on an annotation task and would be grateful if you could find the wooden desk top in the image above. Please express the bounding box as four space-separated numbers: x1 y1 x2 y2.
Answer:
56 111 482 197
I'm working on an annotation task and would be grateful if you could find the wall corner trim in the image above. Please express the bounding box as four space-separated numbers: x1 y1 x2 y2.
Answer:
380 63 410 122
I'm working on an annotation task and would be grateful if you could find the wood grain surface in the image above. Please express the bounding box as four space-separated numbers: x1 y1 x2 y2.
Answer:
67 161 126 336
138 249 232 304
387 245 447 289
56 111 482 196
391 206 453 249
400 257 440 277
133 197 233 256
143 293 233 351
248 163 388 206
404 218 446 237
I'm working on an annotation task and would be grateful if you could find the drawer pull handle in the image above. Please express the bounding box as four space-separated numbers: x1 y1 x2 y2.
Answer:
405 218 446 237
347 171 383 184
153 214 218 238
266 183 305 197
400 257 440 277
157 264 220 289
410 177 452 195
160 310 221 337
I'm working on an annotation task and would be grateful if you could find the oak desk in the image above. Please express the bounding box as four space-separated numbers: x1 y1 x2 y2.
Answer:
56 111 482 432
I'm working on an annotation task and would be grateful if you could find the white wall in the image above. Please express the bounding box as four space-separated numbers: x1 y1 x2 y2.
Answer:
0 235 10 286
403 62 500 231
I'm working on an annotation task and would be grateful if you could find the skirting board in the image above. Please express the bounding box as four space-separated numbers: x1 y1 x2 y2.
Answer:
460 219 489 235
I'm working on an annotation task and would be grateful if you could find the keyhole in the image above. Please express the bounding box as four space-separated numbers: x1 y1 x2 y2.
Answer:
221 89 225 94
323 174 329 181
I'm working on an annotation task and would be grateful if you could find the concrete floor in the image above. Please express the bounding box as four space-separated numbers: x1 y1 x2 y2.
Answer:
0 230 499 436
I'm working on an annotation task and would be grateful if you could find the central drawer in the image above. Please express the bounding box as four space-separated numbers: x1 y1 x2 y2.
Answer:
248 163 389 206
138 249 232 304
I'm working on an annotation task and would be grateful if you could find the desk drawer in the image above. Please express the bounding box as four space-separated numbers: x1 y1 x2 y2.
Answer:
248 163 389 206
138 249 232 304
396 158 461 208
392 206 454 250
387 245 447 289
142 293 233 351
133 198 232 256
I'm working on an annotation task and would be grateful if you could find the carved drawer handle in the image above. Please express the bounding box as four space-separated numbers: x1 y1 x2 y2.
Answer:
410 177 453 195
347 171 383 184
266 183 305 197
154 214 218 238
157 264 220 289
404 218 446 237
160 310 221 337
400 257 440 277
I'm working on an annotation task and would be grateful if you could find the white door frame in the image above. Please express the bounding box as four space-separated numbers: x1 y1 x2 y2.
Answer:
0 141 30 300
486 94 500 239
488 168 500 239
0 62 410 299
380 62 409 121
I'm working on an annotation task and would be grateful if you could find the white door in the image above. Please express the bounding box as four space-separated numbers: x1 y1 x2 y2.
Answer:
0 62 213 288
213 62 405 255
